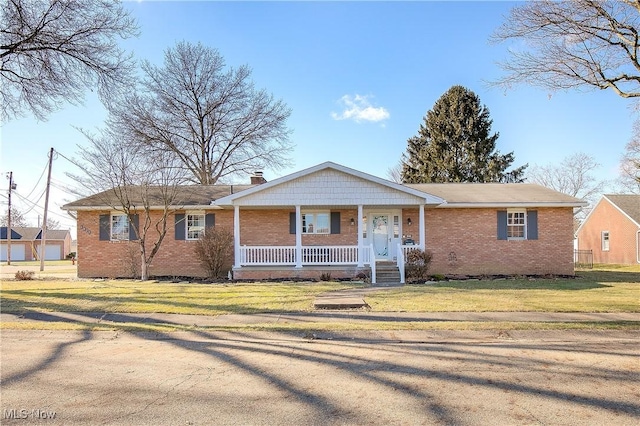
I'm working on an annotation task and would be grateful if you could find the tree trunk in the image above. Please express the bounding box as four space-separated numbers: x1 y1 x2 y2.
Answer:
140 251 148 281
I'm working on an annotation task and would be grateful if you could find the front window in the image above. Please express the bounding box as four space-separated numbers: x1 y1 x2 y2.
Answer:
111 214 129 241
602 231 610 251
507 210 526 239
187 213 206 240
393 215 400 238
302 212 330 234
362 216 367 238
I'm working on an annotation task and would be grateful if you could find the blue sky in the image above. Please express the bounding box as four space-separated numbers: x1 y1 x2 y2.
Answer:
1 1 636 238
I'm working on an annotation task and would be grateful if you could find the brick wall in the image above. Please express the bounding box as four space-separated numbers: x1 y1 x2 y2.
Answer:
576 199 640 265
234 266 368 281
77 210 235 278
77 206 577 278
240 209 358 246
77 208 360 278
425 207 576 276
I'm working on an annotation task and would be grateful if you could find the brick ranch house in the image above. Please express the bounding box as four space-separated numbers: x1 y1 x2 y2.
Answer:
62 162 585 282
576 194 640 265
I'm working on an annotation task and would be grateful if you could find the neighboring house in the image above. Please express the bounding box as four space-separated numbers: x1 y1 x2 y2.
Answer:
576 194 640 265
0 227 72 261
62 162 585 281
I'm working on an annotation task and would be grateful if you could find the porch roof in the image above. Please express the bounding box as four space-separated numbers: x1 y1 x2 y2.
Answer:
214 162 445 207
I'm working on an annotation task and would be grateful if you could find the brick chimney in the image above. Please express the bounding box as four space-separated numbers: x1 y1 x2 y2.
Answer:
250 171 267 185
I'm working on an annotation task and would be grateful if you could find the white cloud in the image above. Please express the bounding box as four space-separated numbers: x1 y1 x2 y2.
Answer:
331 94 390 123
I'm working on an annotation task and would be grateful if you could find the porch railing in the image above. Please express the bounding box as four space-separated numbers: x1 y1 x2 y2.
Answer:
302 246 359 265
397 243 405 284
239 246 296 266
369 244 376 285
399 244 417 260
238 245 377 267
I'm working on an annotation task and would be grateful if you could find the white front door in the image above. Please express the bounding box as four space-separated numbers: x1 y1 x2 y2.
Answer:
371 214 390 260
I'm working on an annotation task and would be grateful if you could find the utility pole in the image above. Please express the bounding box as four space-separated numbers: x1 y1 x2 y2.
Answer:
40 148 54 272
6 172 15 265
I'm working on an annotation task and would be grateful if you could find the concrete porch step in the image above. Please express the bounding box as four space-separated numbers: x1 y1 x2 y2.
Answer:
375 261 401 285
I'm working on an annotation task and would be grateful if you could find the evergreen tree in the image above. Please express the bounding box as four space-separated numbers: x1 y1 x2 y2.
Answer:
401 85 527 183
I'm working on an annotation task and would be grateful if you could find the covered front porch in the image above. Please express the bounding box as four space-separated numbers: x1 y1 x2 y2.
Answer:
213 162 444 283
232 206 426 284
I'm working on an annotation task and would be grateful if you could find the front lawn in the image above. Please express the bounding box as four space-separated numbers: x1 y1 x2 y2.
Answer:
1 266 637 315
0 280 360 315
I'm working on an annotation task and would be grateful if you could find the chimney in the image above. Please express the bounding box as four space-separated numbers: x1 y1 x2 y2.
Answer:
250 171 267 185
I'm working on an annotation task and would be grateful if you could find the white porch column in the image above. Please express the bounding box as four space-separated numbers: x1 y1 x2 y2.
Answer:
295 205 302 268
234 205 241 268
419 203 425 251
357 204 364 267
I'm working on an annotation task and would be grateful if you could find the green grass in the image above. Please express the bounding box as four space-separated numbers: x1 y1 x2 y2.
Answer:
366 280 638 312
0 280 363 315
1 265 637 331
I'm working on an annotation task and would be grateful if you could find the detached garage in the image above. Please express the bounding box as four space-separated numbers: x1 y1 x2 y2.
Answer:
1 227 72 261
1 244 26 261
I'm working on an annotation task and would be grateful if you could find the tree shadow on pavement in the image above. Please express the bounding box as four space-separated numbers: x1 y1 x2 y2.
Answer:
3 311 639 424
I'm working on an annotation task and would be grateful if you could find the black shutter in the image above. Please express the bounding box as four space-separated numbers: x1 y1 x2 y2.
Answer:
527 210 538 240
330 212 341 234
289 212 296 234
175 214 185 240
497 211 507 240
129 214 139 241
205 213 215 229
99 214 110 241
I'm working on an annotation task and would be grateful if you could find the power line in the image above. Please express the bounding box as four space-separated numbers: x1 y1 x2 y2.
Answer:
13 189 46 215
13 190 74 224
54 149 85 171
22 157 50 199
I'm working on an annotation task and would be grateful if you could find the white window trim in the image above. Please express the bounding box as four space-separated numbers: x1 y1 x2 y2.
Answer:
507 208 527 240
111 212 129 241
302 211 330 235
186 211 206 241
601 231 610 252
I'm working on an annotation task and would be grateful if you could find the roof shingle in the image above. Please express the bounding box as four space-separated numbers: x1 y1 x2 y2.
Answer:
605 194 640 225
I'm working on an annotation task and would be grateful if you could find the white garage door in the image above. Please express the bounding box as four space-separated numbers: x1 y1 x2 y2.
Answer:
37 245 62 260
1 244 26 261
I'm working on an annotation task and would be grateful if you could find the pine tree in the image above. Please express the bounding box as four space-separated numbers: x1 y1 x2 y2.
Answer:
401 85 527 183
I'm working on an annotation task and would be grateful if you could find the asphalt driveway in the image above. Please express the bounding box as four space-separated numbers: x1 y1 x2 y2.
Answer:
1 329 638 425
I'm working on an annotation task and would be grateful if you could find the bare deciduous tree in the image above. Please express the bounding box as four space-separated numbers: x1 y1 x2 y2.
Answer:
618 126 640 193
0 0 138 121
45 218 60 230
0 206 29 227
74 128 187 280
386 159 403 183
1 207 60 229
526 152 607 220
491 0 640 99
108 41 293 185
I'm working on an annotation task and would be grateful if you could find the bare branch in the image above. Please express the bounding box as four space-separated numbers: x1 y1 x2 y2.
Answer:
526 152 608 219
491 0 640 98
1 0 138 121
107 41 293 184
70 127 189 280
